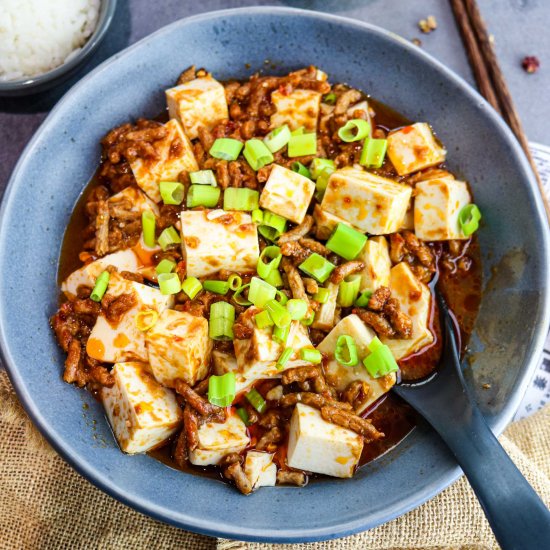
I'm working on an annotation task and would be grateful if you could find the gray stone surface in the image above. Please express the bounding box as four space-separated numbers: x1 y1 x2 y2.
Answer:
0 0 548 191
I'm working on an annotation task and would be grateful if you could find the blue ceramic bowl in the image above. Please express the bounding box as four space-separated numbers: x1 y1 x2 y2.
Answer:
1 8 548 543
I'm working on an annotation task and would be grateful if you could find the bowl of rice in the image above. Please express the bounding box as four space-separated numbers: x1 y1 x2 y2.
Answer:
0 0 117 96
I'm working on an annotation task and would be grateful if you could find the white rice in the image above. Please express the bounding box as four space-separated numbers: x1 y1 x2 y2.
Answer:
0 0 100 81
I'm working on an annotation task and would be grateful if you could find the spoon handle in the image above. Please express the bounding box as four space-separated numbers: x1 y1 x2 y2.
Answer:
430 401 550 550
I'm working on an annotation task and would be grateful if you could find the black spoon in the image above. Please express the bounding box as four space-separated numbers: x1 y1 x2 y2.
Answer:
393 292 550 550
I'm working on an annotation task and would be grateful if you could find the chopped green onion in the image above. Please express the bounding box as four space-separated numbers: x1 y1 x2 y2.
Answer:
223 188 259 211
315 166 335 197
181 277 202 299
300 348 322 364
291 127 305 136
248 277 277 308
338 119 370 143
255 310 274 329
310 158 335 180
263 125 291 153
208 372 236 407
363 337 399 378
236 407 251 425
158 226 181 251
263 268 283 288
326 223 367 260
141 211 156 248
258 211 287 241
227 274 242 291
232 283 252 306
257 245 282 279
243 139 274 171
252 209 264 224
276 347 293 370
323 92 336 105
159 181 184 205
245 388 266 413
273 324 290 345
355 290 373 308
335 334 359 367
458 204 482 236
300 311 315 326
313 287 330 304
299 253 335 283
360 138 388 169
190 170 217 186
286 299 308 320
90 271 110 302
187 185 221 208
158 273 181 295
203 280 229 295
288 132 317 157
209 138 243 161
265 299 291 328
155 258 176 275
275 290 289 305
209 301 235 340
338 274 361 307
291 161 311 179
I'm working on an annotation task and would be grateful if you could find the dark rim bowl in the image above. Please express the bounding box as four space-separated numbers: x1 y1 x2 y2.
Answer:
0 0 117 97
1 7 549 543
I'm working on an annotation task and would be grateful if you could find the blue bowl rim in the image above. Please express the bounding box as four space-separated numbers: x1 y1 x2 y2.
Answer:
0 0 117 94
1 6 549 543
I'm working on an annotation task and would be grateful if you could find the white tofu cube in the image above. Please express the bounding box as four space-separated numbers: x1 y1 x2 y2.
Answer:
145 309 212 387
212 350 257 398
313 204 354 241
259 164 315 224
180 210 259 278
61 250 140 299
234 313 313 380
414 177 472 240
321 168 412 234
166 76 229 140
311 282 339 331
129 118 198 202
244 451 277 490
270 89 322 132
287 404 363 478
86 274 174 363
387 123 446 176
357 236 391 292
101 362 181 454
382 262 433 360
107 186 159 216
317 314 396 413
189 412 249 466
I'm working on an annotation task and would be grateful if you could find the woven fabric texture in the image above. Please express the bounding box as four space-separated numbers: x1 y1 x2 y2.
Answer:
1 370 548 550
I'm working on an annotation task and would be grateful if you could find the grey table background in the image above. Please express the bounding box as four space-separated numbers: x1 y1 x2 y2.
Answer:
1 0 548 192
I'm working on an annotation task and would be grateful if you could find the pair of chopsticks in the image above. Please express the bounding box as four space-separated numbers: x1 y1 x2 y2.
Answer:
449 0 550 220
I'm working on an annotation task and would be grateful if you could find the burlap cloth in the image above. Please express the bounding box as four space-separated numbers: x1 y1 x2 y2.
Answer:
1 370 548 550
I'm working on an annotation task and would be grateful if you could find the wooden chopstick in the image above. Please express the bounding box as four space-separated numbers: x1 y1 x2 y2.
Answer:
449 0 550 221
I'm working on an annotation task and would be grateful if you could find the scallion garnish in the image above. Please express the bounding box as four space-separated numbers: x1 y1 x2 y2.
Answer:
291 127 305 136
187 184 221 208
355 290 373 308
263 268 284 288
310 158 335 180
227 274 242 291
276 347 294 370
313 287 330 304
360 138 388 168
189 169 217 186
326 223 367 260
338 119 370 143
181 277 202 299
159 181 184 205
337 274 361 307
245 388 266 413
265 299 291 328
248 277 277 308
237 407 251 425
300 348 322 364
158 273 181 295
251 208 264 224
258 211 288 241
158 226 181 251
243 139 274 171
232 283 252 306
209 301 235 340
291 161 311 179
315 166 335 199
141 211 156 248
334 334 359 367
299 253 335 283
323 92 336 104
90 271 110 302
209 138 243 161
273 324 290 345
257 245 282 279
155 258 176 275
263 125 291 153
223 187 259 211
300 311 315 326
286 298 308 321
458 204 482 236
208 372 236 407
275 290 289 305
363 337 399 378
255 310 274 329
203 280 230 295
135 309 159 332
288 132 317 157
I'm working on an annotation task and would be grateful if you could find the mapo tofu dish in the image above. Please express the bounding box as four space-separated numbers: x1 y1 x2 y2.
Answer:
51 66 482 494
